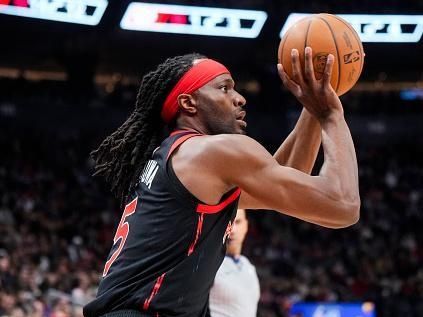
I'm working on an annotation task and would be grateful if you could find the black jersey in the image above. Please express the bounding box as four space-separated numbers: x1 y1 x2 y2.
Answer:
84 130 240 317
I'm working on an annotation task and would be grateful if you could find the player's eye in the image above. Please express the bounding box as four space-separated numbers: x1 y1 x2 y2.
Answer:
220 85 228 93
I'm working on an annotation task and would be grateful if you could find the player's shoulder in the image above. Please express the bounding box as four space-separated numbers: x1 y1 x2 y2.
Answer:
195 134 264 158
176 133 272 176
199 133 255 145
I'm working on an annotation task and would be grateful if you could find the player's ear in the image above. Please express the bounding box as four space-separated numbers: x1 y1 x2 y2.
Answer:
178 94 198 115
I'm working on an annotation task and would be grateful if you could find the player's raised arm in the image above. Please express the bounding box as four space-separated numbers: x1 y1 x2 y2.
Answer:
272 108 321 174
206 132 359 228
221 48 359 228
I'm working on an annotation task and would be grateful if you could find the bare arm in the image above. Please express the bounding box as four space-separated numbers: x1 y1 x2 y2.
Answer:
241 50 322 208
273 108 321 174
174 47 359 228
273 54 324 173
209 129 359 228
228 48 359 227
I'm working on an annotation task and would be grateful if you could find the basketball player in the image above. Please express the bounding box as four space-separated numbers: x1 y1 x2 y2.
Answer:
209 209 259 317
83 47 360 317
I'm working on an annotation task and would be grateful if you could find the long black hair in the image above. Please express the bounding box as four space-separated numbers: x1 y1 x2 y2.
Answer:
91 53 206 205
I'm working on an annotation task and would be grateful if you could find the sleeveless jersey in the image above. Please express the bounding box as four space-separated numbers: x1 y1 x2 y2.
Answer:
84 130 240 317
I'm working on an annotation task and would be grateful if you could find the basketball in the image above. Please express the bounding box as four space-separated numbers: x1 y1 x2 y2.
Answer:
278 13 364 96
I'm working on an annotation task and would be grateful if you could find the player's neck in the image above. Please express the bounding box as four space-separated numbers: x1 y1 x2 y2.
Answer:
175 117 209 135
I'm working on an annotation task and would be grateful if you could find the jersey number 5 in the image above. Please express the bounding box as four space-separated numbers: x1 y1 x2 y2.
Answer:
103 197 138 277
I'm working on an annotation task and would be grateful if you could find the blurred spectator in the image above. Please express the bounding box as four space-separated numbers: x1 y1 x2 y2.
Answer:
209 209 260 317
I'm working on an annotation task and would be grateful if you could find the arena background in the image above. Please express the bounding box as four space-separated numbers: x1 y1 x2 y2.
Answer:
0 1 422 316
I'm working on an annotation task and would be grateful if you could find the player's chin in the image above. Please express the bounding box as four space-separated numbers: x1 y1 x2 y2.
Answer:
235 120 247 135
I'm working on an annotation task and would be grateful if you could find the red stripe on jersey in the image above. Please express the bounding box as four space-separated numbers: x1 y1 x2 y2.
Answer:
170 130 188 136
170 129 200 136
188 213 204 256
166 133 202 160
196 188 241 214
143 273 166 311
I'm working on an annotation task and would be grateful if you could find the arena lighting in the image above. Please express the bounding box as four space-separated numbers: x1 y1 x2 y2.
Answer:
0 0 108 26
400 88 423 101
120 2 267 38
280 13 423 43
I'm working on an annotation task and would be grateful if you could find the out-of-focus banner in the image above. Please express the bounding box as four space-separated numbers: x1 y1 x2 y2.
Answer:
290 302 376 317
0 0 108 25
120 2 268 38
280 13 423 43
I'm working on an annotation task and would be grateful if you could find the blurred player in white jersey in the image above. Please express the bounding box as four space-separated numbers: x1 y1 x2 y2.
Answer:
209 209 260 317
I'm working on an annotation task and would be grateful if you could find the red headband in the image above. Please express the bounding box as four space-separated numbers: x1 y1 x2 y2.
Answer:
161 59 230 123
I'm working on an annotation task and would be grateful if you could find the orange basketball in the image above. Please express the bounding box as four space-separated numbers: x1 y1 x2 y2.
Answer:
278 13 364 96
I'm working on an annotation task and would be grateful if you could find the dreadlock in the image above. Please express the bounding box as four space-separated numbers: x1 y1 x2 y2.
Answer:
91 53 206 205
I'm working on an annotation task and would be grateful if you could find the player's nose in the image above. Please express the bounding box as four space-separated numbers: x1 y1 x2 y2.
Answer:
234 91 246 108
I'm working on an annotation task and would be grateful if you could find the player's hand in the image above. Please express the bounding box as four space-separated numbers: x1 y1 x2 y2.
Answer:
277 47 344 122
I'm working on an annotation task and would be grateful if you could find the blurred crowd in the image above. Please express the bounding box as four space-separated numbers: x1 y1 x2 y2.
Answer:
0 78 422 317
0 130 110 317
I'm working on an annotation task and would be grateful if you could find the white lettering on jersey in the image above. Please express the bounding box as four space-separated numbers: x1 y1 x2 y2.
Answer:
140 160 159 189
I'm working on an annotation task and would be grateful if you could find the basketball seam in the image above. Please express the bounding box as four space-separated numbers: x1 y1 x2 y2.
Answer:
317 16 341 93
330 14 364 77
304 19 312 58
280 29 289 65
